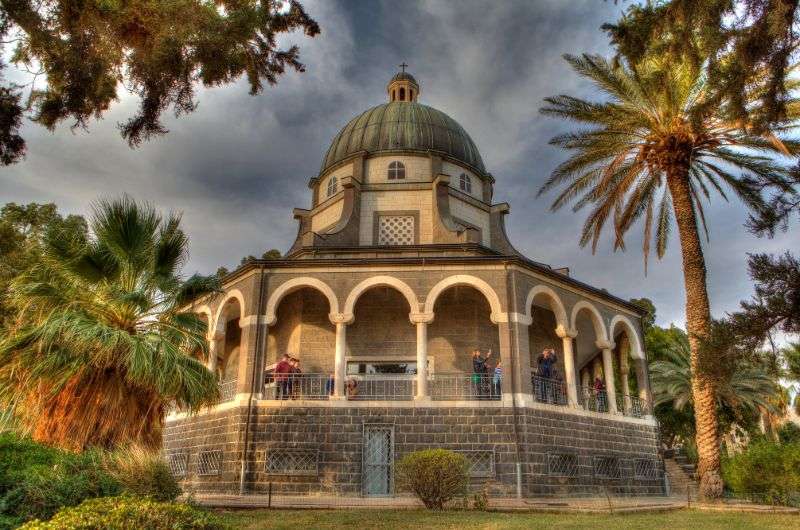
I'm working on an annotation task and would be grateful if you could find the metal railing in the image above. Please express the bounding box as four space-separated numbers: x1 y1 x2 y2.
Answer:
617 394 647 418
346 375 415 400
580 386 609 413
218 379 238 402
430 373 501 401
263 373 332 400
532 375 568 406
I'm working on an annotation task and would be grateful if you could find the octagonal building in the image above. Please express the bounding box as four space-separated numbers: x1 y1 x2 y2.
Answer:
165 71 662 499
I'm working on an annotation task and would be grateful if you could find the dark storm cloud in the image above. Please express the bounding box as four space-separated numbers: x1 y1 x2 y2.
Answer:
0 0 794 327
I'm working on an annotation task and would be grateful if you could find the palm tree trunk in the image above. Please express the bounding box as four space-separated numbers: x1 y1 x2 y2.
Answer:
666 168 723 499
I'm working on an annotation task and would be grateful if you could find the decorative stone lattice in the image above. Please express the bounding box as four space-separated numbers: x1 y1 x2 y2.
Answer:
378 216 415 245
633 458 659 480
593 456 621 479
265 448 319 475
197 450 222 476
167 452 188 477
548 453 579 477
459 450 495 478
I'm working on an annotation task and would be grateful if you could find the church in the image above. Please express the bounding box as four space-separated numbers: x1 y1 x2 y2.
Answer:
164 70 663 498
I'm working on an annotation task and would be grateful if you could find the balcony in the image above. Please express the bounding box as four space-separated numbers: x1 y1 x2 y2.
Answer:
263 373 332 400
346 375 415 401
531 375 568 406
430 373 501 401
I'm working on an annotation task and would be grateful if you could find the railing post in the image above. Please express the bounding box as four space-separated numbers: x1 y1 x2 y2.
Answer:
410 313 434 401
556 326 579 407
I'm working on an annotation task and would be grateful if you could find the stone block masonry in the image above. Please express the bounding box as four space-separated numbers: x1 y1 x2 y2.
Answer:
164 405 662 497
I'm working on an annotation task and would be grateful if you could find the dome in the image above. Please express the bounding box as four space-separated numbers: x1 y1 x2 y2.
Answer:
389 71 418 86
320 102 486 175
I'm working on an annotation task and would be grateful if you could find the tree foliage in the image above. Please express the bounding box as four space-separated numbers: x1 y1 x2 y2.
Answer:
0 196 221 450
0 0 320 164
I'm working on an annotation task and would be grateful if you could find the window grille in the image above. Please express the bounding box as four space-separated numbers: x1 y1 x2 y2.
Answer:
197 450 222 476
265 448 319 475
378 215 414 245
388 161 406 180
167 452 188 477
593 456 621 479
634 458 660 480
458 450 495 478
459 173 472 194
548 453 579 477
327 176 338 197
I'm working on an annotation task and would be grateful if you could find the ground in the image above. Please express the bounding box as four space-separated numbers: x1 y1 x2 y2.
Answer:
216 508 798 529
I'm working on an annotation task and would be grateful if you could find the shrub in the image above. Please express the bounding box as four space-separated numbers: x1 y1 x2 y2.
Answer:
18 496 223 530
103 446 181 501
722 440 800 506
0 433 120 529
778 422 800 445
396 449 469 509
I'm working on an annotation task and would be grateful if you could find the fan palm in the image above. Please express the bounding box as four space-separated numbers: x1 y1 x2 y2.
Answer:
538 54 799 497
0 196 220 451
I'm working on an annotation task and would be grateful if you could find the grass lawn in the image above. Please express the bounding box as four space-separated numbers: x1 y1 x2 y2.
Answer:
216 508 798 529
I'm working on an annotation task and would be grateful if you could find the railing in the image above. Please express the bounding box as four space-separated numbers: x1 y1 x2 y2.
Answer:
531 375 568 406
346 375 415 401
580 386 609 413
263 373 332 400
618 394 647 418
218 379 238 402
430 373 501 401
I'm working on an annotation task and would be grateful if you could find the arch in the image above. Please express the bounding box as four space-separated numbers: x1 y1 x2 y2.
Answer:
609 314 644 360
343 276 419 317
212 289 245 336
525 285 568 329
424 275 503 323
264 277 339 325
569 300 609 343
193 305 214 339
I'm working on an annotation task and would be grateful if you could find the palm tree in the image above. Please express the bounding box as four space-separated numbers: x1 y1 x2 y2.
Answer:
538 54 798 497
0 197 220 451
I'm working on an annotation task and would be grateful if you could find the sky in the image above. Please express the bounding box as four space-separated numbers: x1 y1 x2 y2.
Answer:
0 0 795 329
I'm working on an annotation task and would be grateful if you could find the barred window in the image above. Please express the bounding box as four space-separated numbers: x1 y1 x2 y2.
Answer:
378 215 415 245
548 453 579 477
634 458 659 480
458 450 495 478
265 448 318 475
388 161 406 180
197 450 222 476
593 456 621 479
167 452 188 477
459 173 472 194
326 176 338 197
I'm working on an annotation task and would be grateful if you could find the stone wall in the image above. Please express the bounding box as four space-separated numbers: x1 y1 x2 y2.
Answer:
164 405 662 498
348 287 416 358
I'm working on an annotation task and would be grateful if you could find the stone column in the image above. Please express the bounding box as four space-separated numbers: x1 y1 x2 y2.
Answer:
496 321 514 401
598 341 619 414
330 313 353 399
619 338 632 414
410 313 434 400
236 316 269 395
634 358 653 414
556 325 579 407
207 336 219 373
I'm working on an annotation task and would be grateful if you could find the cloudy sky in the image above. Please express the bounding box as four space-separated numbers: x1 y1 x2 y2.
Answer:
1 0 795 328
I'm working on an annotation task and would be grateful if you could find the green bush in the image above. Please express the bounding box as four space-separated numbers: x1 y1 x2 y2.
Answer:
778 422 800 445
103 446 181 502
18 496 223 530
722 440 800 506
0 433 120 529
396 449 469 510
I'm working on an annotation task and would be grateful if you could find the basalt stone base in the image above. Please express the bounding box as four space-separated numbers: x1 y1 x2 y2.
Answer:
163 405 663 497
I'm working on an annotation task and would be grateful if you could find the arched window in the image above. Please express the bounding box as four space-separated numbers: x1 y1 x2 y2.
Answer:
399 87 405 101
326 176 338 197
388 161 406 180
459 173 472 194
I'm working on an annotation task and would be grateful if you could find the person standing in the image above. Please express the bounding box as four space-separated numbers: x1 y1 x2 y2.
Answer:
492 359 502 398
471 348 492 398
274 353 292 399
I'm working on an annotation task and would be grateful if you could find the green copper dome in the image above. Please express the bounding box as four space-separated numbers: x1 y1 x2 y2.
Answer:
320 102 486 175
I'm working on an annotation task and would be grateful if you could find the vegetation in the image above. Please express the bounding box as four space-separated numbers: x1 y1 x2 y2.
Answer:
0 433 183 529
538 47 798 497
0 196 220 450
19 496 224 530
722 440 800 507
216 508 800 530
396 449 469 509
0 0 320 165
0 433 119 529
